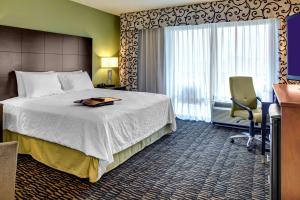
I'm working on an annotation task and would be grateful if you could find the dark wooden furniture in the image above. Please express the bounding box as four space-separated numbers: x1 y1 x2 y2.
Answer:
0 25 92 101
96 84 116 88
269 103 281 200
96 84 127 91
271 84 300 200
113 86 127 90
0 103 2 143
261 102 272 155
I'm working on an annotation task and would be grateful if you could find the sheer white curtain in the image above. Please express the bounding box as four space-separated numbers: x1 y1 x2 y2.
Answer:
212 19 279 103
165 24 212 121
165 19 279 122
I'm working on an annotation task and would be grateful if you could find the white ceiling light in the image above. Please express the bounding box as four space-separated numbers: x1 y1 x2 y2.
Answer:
70 0 220 16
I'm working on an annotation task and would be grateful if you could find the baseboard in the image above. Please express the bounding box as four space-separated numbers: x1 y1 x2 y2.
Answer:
212 121 268 133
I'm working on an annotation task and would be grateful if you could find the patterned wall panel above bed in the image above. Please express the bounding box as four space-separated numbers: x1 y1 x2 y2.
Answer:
0 25 92 100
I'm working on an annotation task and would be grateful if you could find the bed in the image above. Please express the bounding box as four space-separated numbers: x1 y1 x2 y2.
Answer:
0 25 176 182
2 89 176 182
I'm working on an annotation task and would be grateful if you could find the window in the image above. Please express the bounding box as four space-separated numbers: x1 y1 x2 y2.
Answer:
165 19 279 121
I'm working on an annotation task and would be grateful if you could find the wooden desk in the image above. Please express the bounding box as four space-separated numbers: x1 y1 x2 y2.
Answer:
0 103 2 143
273 84 300 200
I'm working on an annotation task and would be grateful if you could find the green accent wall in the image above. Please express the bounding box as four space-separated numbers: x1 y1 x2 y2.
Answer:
0 0 120 85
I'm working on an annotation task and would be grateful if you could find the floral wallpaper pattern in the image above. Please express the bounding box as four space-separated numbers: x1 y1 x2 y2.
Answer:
120 0 300 90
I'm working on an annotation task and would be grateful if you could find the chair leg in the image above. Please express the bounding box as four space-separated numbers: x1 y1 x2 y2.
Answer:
230 134 250 139
229 120 260 152
247 137 254 147
249 121 255 137
247 121 256 151
230 133 250 143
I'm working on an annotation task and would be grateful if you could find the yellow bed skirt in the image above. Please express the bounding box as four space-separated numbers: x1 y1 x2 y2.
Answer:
3 125 172 182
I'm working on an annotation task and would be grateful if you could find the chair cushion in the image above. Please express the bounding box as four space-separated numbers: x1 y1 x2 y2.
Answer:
233 108 262 123
229 77 258 111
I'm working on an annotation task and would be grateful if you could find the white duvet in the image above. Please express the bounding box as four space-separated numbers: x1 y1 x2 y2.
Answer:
1 89 176 179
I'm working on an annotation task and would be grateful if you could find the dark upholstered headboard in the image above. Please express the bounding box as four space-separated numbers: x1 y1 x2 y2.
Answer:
0 25 92 100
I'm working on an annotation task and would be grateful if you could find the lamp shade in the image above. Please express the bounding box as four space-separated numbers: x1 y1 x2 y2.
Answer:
101 57 118 68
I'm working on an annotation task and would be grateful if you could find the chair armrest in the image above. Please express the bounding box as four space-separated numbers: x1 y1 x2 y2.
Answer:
231 98 253 120
256 97 262 103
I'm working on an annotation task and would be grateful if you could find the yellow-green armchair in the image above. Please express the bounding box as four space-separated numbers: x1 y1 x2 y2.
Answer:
229 76 262 151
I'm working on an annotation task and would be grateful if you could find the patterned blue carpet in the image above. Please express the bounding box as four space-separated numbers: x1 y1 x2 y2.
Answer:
16 119 269 199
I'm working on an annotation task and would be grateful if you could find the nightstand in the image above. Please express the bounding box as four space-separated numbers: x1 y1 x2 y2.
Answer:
96 84 127 91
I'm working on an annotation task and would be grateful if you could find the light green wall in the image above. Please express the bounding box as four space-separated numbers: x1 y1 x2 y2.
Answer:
0 0 120 85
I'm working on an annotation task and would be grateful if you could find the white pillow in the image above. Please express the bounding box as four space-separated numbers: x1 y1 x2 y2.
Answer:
56 70 82 76
58 72 94 91
21 73 64 98
56 70 83 90
15 71 54 97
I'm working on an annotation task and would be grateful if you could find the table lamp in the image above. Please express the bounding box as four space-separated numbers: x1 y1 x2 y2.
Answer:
101 57 118 85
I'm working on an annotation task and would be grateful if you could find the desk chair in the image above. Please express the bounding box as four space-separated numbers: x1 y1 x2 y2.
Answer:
0 141 18 200
229 76 262 151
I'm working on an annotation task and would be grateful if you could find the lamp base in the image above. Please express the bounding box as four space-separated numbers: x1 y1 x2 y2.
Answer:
107 69 113 85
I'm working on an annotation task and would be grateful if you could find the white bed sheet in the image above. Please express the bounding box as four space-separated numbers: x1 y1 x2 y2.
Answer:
1 89 176 179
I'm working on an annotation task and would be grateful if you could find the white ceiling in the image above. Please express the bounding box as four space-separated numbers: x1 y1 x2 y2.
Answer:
71 0 220 16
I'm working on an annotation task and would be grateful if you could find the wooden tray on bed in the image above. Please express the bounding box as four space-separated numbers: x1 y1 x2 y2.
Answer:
74 97 121 107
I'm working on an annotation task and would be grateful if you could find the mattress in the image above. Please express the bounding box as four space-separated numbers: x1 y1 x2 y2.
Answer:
1 89 176 180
